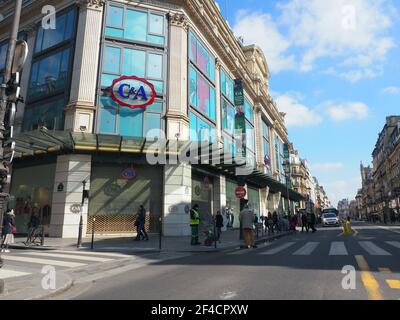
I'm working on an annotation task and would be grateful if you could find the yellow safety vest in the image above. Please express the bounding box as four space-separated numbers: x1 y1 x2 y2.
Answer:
189 209 200 225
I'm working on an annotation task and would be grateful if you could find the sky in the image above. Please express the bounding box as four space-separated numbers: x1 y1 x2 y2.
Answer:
216 0 400 207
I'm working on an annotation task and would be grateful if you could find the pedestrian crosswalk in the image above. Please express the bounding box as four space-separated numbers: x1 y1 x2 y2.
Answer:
238 240 400 257
0 249 132 280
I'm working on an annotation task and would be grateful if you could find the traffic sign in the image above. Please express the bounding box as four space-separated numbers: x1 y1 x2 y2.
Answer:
235 186 247 199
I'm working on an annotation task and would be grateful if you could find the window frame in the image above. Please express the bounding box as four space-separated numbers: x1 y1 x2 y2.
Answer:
104 2 168 49
188 30 215 84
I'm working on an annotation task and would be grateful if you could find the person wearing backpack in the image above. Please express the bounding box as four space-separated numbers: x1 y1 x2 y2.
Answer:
189 204 201 245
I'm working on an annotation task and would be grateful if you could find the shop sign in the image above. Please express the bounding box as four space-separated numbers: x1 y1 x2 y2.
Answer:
111 76 156 109
235 186 247 199
234 79 244 107
120 167 137 180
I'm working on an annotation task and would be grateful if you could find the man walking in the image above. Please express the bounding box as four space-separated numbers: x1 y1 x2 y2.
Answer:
239 204 257 249
215 211 223 242
135 205 149 241
301 211 308 232
190 204 201 245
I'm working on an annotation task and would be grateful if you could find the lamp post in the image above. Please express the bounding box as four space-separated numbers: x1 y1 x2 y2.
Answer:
283 160 291 217
77 180 87 248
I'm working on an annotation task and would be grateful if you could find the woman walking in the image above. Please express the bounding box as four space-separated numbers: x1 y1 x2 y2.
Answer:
1 209 16 253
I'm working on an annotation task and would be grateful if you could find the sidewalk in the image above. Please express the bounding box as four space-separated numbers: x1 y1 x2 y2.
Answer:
9 228 293 254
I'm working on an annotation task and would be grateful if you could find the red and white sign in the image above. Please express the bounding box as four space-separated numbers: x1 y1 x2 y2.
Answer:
120 167 137 180
235 186 247 199
111 75 156 109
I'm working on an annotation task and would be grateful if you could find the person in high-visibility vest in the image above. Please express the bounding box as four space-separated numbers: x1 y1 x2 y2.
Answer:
343 216 354 235
190 204 201 245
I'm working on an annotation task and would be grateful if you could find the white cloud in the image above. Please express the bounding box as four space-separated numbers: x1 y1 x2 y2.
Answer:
274 94 323 127
382 86 400 95
232 0 395 81
322 177 361 207
324 101 369 121
312 163 344 171
233 10 296 73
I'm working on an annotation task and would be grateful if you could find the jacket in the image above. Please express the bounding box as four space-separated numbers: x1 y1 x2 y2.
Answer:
239 208 254 229
189 208 200 226
2 213 15 235
215 214 223 228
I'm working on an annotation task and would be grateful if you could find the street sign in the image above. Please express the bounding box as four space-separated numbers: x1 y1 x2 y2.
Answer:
12 40 28 73
235 186 247 199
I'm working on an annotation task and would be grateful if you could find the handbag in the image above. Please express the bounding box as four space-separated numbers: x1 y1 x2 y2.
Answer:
11 226 17 233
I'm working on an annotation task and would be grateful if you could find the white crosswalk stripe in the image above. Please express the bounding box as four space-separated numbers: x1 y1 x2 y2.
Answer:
358 241 391 256
0 268 31 279
259 242 296 255
329 242 348 255
3 255 87 268
54 250 131 258
25 252 114 262
293 242 319 255
385 241 400 249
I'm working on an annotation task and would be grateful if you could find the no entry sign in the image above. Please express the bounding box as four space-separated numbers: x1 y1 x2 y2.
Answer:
235 186 246 199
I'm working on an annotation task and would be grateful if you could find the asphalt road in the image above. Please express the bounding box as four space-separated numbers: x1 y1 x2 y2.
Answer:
63 222 400 300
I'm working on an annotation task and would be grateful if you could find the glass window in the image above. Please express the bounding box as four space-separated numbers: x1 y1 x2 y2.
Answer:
189 112 215 142
22 98 65 131
34 8 76 53
28 48 71 101
244 98 254 124
103 46 121 74
189 66 216 121
99 96 118 134
107 5 123 28
220 69 234 102
145 113 161 138
147 53 163 79
149 14 164 35
122 48 145 77
189 32 215 81
105 6 165 46
120 107 143 137
221 98 235 136
246 121 255 152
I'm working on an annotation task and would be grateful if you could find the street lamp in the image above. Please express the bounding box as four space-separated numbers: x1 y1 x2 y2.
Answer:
77 180 87 248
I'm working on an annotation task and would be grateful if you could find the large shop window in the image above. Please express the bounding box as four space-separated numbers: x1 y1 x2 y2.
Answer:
245 98 256 167
9 163 56 235
105 4 166 46
189 112 216 142
22 97 65 131
27 48 71 101
34 8 76 53
189 66 216 122
221 98 235 136
98 95 163 138
189 32 215 82
262 119 271 174
101 45 164 95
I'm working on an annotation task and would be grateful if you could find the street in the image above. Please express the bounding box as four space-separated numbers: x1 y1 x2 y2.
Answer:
42 222 400 300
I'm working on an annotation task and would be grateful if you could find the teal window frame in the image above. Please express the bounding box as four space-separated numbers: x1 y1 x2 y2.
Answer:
189 31 215 82
220 68 234 103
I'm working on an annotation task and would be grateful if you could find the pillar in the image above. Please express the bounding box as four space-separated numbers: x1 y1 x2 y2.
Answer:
65 0 105 133
213 175 227 231
166 12 190 140
50 154 92 237
163 163 192 236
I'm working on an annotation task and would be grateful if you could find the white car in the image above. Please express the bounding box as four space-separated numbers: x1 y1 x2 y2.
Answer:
321 213 340 227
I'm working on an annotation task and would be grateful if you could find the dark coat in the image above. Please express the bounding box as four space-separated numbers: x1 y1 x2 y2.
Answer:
215 214 223 228
137 207 146 224
2 213 15 235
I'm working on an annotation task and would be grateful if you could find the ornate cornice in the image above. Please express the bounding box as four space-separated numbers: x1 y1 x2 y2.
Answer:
168 12 189 30
76 0 105 10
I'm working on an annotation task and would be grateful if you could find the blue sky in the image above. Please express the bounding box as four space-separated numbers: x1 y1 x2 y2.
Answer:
216 0 400 206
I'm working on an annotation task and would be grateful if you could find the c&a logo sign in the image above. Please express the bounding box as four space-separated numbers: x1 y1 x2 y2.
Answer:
111 76 156 109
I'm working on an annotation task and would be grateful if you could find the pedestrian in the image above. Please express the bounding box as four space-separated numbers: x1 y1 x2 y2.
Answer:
308 212 317 233
239 204 257 249
1 209 16 253
215 210 223 242
135 205 149 241
24 209 41 245
289 214 297 232
301 211 308 232
272 211 279 233
189 204 201 245
266 212 273 234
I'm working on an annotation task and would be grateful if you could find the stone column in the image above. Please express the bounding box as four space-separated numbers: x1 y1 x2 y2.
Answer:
166 12 190 141
215 58 222 145
254 103 263 165
50 154 92 238
163 163 192 236
14 23 36 134
213 175 227 231
65 0 105 133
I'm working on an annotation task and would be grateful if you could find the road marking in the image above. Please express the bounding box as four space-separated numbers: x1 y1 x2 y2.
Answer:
386 280 400 289
3 255 87 268
25 252 114 262
378 267 391 274
355 255 383 300
329 242 348 255
259 242 296 255
53 250 130 258
385 241 400 249
0 268 31 279
293 242 319 255
358 241 391 256
337 232 344 237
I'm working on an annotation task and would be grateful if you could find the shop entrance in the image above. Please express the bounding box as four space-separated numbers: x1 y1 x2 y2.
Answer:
191 173 214 234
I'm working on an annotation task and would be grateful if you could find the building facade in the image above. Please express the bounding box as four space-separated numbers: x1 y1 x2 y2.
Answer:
0 0 304 238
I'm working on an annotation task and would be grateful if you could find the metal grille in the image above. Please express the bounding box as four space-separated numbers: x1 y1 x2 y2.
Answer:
86 215 153 234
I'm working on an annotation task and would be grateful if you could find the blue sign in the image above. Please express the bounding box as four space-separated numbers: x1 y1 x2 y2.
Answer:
120 168 137 180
